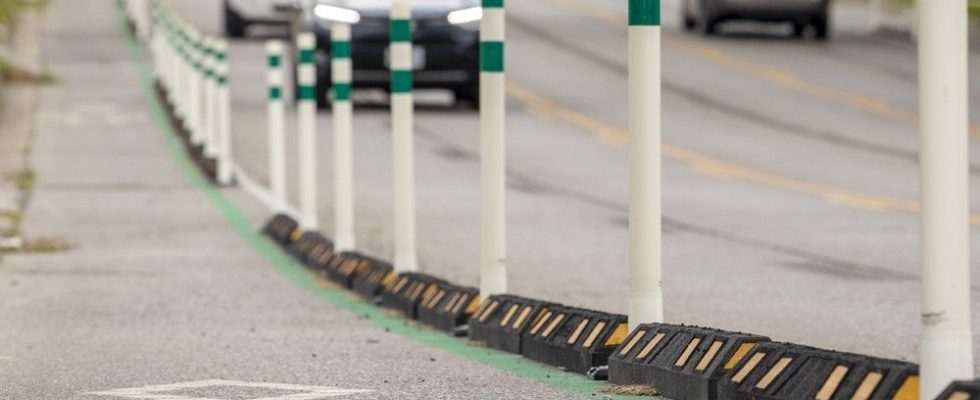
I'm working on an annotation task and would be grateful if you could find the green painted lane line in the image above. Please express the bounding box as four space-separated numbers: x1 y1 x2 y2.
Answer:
112 1 653 398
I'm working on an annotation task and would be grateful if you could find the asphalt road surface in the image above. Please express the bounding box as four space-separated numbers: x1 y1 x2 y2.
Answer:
2 0 980 398
175 0 980 367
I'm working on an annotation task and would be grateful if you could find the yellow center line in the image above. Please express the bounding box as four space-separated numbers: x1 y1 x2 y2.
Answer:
506 81 980 225
547 0 980 138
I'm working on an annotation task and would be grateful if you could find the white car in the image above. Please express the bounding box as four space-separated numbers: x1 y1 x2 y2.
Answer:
224 0 296 38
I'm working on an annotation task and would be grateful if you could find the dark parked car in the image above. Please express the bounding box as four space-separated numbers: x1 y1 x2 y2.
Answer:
682 0 831 39
224 0 293 38
294 0 481 108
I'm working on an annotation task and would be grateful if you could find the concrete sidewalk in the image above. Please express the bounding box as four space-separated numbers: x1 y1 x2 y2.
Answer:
0 1 595 399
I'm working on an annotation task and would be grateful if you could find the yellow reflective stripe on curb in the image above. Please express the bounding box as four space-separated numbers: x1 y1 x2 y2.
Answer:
892 376 918 400
816 365 849 400
619 330 647 356
675 338 702 367
732 352 766 383
725 342 758 370
695 340 725 372
851 372 884 400
567 319 590 345
582 321 606 348
755 357 792 390
603 323 629 346
512 306 533 330
500 304 519 327
636 332 664 359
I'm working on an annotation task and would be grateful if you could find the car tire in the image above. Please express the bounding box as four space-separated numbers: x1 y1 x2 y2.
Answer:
316 82 331 110
682 0 697 31
813 15 830 40
224 1 247 38
698 0 717 36
792 22 806 38
454 85 479 109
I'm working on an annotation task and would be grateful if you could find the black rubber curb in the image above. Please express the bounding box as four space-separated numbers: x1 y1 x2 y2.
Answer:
142 51 975 399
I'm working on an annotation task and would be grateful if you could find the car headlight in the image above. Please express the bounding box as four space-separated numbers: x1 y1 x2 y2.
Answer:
314 4 361 24
447 7 482 25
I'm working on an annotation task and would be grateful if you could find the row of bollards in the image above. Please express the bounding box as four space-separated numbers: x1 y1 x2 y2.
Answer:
129 0 973 397
147 0 233 185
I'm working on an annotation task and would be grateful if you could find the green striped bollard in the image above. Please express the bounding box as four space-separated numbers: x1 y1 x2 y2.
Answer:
266 39 287 211
188 28 204 146
296 32 318 228
215 38 234 185
479 0 506 299
389 1 417 273
171 18 184 118
202 36 218 159
332 22 355 252
627 0 663 330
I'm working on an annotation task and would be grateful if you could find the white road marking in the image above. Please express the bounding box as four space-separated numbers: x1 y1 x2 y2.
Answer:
85 379 373 400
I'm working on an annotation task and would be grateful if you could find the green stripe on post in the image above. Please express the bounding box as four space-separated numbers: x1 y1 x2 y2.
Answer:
390 20 412 42
269 86 282 100
334 83 352 101
332 41 351 58
298 85 317 100
299 49 315 64
483 0 503 6
480 41 504 72
268 55 281 68
390 70 413 93
629 0 661 26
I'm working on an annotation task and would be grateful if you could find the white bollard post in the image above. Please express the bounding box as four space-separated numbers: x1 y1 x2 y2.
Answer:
332 23 356 252
296 32 319 229
216 38 234 185
267 40 288 212
627 0 663 330
480 0 506 299
203 37 218 160
188 29 203 147
390 1 418 273
917 0 974 397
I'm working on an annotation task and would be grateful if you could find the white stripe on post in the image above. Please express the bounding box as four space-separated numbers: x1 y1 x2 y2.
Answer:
917 0 974 397
332 22 355 252
390 1 417 273
627 0 663 330
215 38 234 185
296 32 319 229
480 1 506 299
267 40 288 212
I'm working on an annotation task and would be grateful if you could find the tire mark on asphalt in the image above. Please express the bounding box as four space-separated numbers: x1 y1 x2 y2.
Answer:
508 15 980 172
416 124 920 284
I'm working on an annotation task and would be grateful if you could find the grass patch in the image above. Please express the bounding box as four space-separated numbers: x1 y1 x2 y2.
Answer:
599 385 662 397
0 56 57 84
18 236 71 253
1 210 22 237
11 168 34 191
